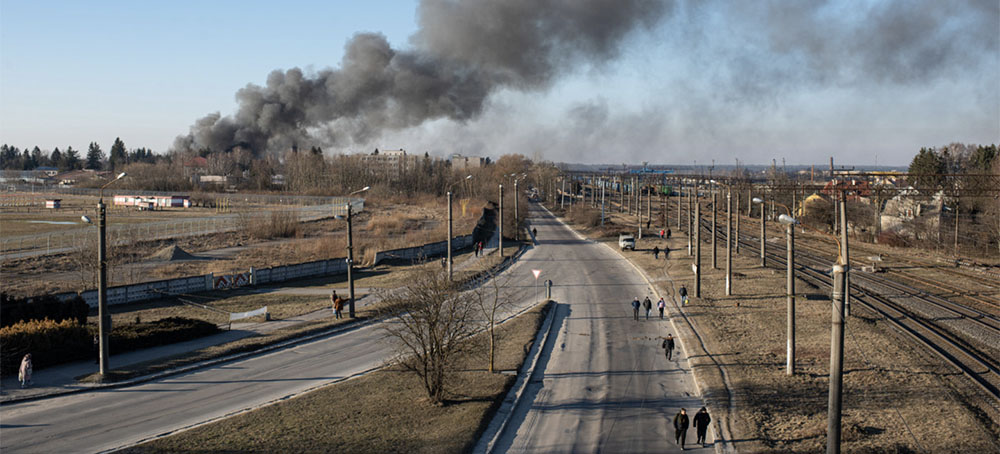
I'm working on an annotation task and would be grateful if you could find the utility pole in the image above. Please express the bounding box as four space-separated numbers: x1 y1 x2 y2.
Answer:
447 190 453 280
688 184 694 256
677 182 682 231
735 191 741 253
560 179 565 209
760 197 766 266
726 188 733 296
785 218 795 375
499 184 504 258
841 193 851 317
827 262 847 454
514 179 519 242
96 199 110 377
695 185 702 298
600 178 606 226
346 202 357 318
620 177 625 213
637 182 643 239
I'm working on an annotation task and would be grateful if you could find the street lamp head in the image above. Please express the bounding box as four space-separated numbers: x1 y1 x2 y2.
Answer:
81 215 92 224
115 172 127 180
778 214 799 225
465 174 472 180
752 197 764 204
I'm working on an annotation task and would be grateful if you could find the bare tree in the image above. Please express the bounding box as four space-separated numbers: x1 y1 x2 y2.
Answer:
470 264 516 373
380 268 476 405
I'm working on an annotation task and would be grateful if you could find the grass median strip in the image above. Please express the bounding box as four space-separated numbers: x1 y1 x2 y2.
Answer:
120 301 551 454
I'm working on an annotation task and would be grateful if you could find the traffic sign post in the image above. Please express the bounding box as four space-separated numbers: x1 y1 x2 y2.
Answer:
532 269 541 303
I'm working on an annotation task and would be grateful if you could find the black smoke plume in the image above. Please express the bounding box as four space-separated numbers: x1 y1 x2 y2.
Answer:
173 0 670 155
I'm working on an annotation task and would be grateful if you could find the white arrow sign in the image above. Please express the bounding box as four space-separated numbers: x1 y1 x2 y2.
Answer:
532 269 541 279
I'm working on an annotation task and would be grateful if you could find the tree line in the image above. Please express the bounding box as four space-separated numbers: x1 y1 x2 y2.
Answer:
0 138 158 172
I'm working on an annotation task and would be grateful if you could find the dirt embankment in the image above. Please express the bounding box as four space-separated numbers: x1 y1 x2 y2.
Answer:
554 203 999 453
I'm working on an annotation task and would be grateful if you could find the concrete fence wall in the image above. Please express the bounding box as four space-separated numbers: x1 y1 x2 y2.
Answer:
55 234 474 308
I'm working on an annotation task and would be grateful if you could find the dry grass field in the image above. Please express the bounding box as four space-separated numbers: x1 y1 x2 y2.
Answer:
119 301 550 454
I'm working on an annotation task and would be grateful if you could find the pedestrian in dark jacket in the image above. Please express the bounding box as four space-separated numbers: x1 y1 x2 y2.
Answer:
631 297 641 321
332 289 344 319
662 333 675 360
643 296 652 319
674 408 690 449
653 246 660 259
679 285 688 305
694 407 711 445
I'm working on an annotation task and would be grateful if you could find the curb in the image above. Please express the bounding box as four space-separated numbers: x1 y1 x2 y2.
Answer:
545 202 737 454
474 300 558 454
0 316 380 406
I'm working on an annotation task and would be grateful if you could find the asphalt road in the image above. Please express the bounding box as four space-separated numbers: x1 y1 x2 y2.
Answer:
493 204 712 453
0 202 711 453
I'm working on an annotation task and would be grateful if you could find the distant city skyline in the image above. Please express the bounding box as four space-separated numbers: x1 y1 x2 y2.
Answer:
2 0 997 166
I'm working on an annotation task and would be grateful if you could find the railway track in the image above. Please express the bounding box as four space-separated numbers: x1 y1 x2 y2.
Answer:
687 215 1000 406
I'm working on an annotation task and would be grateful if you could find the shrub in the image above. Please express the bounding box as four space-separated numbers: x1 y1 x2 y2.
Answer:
0 317 220 376
0 318 90 375
1 293 89 328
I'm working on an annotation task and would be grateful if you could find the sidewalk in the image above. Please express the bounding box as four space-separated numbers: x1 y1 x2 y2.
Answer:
0 241 506 404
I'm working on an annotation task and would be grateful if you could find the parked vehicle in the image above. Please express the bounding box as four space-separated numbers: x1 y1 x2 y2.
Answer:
618 233 635 251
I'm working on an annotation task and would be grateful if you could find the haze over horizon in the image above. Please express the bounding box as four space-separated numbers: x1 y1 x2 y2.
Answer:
1 0 997 167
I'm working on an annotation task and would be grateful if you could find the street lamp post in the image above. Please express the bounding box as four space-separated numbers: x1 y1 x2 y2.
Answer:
447 175 473 281
712 187 718 269
498 184 504 258
81 172 127 380
337 186 369 318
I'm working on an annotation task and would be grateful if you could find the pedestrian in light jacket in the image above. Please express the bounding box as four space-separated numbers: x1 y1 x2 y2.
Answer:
18 353 32 388
657 297 666 318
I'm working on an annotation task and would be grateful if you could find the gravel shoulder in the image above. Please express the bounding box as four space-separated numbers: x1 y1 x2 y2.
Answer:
554 203 999 453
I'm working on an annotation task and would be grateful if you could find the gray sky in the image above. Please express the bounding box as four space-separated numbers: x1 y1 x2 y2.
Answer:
1 0 997 166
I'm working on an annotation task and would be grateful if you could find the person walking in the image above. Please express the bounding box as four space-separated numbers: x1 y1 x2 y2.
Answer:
663 333 675 360
631 297 641 321
657 297 666 319
653 246 660 259
18 353 32 388
674 408 690 450
667 228 672 239
332 290 344 319
694 407 712 446
679 285 688 306
93 334 100 364
643 296 652 320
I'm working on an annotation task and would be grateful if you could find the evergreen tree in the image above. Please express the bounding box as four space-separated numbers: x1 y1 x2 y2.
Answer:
970 144 997 172
22 149 35 169
31 146 46 167
50 148 63 169
908 147 945 194
86 142 104 170
109 137 127 170
64 146 80 169
0 145 17 169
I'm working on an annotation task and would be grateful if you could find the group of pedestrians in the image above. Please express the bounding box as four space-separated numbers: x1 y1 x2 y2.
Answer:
673 407 712 449
631 296 667 321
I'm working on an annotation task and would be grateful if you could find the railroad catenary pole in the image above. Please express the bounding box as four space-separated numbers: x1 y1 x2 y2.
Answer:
712 187 718 269
447 190 453 279
600 177 606 226
514 178 519 242
688 183 694 256
695 185 702 298
726 188 733 296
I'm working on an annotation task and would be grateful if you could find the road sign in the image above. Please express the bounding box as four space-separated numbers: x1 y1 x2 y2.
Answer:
532 269 541 279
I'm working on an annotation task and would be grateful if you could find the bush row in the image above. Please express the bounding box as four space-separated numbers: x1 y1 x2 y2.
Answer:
1 293 89 328
1 317 221 376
